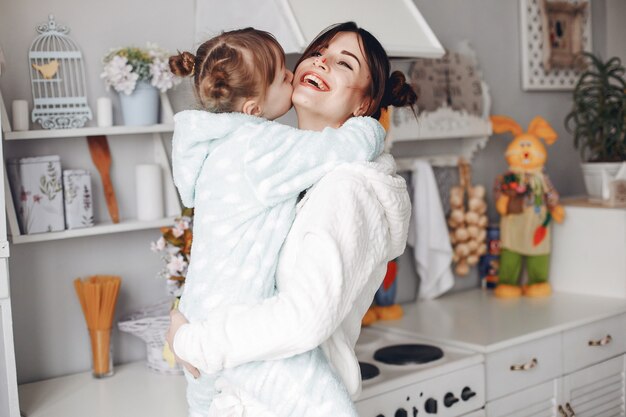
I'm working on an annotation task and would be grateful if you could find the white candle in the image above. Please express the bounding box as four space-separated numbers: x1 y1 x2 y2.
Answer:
97 97 113 127
136 164 164 221
12 100 29 131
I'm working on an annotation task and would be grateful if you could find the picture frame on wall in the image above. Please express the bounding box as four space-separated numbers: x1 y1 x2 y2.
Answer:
520 0 592 91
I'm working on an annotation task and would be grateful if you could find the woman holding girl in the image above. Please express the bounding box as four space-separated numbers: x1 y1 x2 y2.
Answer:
169 22 416 417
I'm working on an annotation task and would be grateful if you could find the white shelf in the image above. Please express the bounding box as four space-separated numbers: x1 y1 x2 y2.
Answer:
3 124 174 141
9 216 176 244
18 361 186 417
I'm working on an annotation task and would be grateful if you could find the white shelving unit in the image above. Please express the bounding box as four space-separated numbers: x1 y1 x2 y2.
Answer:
0 90 181 244
3 123 174 141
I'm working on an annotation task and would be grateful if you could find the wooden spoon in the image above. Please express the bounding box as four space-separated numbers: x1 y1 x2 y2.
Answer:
87 135 119 223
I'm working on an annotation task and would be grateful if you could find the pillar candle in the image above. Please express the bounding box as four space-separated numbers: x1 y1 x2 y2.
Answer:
136 164 164 221
97 97 113 127
11 100 29 131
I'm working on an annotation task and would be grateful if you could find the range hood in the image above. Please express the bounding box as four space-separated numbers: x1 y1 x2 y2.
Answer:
194 0 444 58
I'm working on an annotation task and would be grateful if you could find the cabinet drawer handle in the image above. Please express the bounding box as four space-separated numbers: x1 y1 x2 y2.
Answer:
565 402 576 417
558 405 568 417
509 357 538 371
588 334 612 346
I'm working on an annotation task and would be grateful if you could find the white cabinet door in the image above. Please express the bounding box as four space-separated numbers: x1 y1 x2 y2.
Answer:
485 333 562 401
561 355 625 417
485 379 560 417
0 298 19 417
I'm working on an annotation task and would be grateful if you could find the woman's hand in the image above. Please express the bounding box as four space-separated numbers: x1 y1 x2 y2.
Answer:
167 309 200 379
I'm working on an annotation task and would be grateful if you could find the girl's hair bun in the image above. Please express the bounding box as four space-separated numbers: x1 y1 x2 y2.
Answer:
382 70 417 109
169 51 196 77
203 68 232 102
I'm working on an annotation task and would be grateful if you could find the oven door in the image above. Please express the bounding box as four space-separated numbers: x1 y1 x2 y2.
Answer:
461 410 485 417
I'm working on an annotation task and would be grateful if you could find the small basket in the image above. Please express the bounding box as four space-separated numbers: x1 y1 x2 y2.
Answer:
118 299 183 375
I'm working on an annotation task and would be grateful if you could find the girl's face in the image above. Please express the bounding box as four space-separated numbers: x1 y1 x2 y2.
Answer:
259 51 294 120
292 32 372 127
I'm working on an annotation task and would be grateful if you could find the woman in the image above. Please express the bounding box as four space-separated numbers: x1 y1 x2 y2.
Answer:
168 22 414 415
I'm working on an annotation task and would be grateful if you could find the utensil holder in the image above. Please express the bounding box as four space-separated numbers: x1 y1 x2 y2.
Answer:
89 328 114 378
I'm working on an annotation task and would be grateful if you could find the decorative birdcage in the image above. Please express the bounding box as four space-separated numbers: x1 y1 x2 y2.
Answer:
29 15 92 129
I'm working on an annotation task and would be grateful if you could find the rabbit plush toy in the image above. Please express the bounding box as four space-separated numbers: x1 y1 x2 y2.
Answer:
491 116 565 298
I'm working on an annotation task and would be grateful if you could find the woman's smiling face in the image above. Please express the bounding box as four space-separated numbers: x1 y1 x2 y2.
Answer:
292 32 373 128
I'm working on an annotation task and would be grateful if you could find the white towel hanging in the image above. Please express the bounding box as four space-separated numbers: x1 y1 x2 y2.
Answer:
406 160 455 299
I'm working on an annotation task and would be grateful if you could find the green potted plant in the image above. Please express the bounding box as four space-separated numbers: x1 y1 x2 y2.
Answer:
565 52 626 198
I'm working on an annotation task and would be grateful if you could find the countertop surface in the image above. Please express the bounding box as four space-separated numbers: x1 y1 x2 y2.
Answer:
19 362 186 417
372 289 626 353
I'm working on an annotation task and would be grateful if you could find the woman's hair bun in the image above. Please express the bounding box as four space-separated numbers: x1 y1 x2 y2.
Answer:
382 70 417 109
169 51 196 77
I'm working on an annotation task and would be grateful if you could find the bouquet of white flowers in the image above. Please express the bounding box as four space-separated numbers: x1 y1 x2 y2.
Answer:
101 43 180 95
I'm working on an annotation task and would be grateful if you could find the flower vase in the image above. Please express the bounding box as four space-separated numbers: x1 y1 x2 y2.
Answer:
119 80 159 126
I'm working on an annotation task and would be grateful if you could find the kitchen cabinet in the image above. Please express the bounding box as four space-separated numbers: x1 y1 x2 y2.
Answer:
483 315 626 416
485 379 559 417
374 290 626 417
486 355 626 417
562 355 625 416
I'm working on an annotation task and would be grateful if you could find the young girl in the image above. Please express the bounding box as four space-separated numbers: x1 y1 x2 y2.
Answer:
169 28 385 417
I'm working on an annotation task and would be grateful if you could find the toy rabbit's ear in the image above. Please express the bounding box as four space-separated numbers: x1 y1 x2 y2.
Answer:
490 115 523 136
528 116 558 145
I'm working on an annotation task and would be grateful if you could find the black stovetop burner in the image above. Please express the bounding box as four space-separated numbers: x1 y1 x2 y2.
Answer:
359 361 380 380
373 344 444 365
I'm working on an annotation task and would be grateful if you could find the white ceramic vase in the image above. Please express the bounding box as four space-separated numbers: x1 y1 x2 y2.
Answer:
580 162 623 199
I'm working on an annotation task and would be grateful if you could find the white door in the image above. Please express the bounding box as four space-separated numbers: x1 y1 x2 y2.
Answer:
0 101 19 417
561 355 626 417
485 379 560 417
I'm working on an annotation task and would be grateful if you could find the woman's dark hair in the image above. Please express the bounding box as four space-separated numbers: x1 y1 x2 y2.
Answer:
296 22 417 119
169 28 284 112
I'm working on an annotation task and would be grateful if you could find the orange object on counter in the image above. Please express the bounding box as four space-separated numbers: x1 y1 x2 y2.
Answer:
74 275 121 377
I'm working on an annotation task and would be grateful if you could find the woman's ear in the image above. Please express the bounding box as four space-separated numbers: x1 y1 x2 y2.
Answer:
352 97 373 117
242 99 262 116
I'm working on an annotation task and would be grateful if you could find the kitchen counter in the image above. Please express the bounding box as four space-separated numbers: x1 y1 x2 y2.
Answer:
373 289 626 353
19 362 186 417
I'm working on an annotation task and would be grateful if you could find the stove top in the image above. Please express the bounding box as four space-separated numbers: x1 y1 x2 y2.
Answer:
355 327 485 417
373 344 444 365
358 362 380 381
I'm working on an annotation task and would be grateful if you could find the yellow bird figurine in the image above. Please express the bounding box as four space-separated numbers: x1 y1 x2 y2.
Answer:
32 60 60 79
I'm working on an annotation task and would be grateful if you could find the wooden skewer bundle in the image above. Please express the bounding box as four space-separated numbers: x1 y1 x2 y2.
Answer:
74 275 121 377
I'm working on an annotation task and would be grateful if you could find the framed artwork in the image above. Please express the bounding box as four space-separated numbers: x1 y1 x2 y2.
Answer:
405 41 486 117
520 0 592 91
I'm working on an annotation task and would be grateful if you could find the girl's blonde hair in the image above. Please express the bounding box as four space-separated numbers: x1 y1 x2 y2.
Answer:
170 28 284 112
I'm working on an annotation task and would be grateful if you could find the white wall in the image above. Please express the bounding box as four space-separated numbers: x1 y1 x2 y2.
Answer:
412 0 606 209
606 0 626 64
0 0 614 383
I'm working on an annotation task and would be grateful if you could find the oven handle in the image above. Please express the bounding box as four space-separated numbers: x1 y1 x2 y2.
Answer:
588 334 612 346
509 357 538 371
565 402 576 417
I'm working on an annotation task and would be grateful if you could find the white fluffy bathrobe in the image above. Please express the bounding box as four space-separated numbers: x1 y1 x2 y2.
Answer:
175 153 411 412
172 110 385 417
